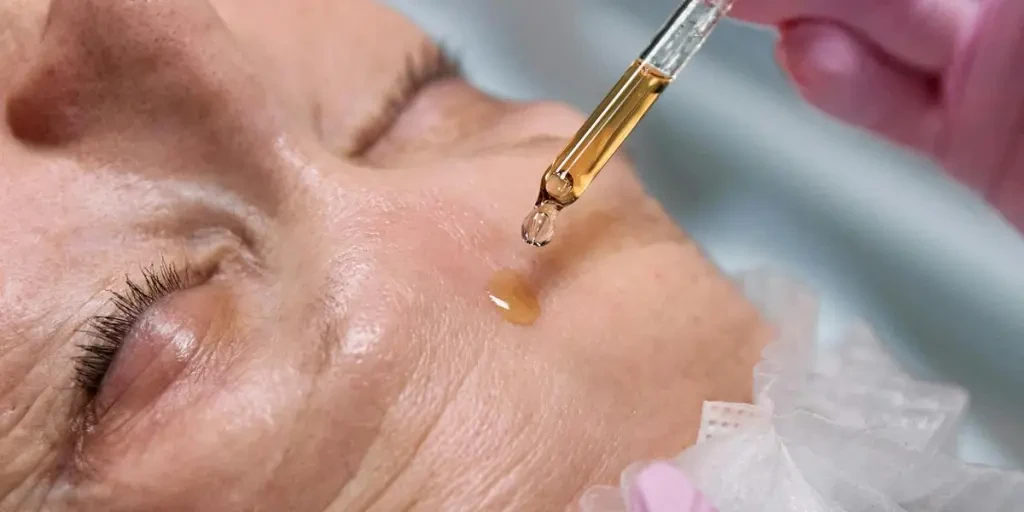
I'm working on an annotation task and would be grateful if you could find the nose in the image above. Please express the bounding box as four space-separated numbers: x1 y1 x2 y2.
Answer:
4 0 297 213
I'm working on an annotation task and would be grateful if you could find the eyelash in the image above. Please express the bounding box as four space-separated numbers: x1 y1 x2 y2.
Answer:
71 45 459 395
351 42 462 155
74 263 191 397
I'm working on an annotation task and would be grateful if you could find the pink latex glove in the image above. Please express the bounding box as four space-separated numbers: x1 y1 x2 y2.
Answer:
629 462 718 512
731 0 1024 230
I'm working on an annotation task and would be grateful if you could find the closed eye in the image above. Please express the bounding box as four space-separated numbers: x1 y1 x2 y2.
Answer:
348 42 462 156
74 263 195 399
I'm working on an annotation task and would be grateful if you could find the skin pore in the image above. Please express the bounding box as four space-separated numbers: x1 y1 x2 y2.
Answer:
0 1 767 510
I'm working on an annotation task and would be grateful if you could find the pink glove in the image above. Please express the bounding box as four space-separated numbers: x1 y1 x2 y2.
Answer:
629 462 718 512
731 0 1024 230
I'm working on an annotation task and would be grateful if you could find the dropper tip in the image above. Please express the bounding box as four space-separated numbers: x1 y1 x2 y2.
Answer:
521 202 559 247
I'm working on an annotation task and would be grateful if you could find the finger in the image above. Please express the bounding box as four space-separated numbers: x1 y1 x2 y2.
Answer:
731 0 975 72
778 20 942 150
629 462 717 512
989 148 1024 232
941 0 1024 195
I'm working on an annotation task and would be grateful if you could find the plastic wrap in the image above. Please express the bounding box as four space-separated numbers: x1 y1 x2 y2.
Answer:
580 270 1024 512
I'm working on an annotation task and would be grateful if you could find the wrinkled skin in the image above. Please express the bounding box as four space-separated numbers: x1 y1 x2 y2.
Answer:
0 1 767 510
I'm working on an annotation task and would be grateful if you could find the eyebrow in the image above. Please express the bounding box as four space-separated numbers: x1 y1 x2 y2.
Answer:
346 42 462 157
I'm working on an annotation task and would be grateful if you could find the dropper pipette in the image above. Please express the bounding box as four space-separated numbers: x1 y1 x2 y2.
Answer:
522 0 734 247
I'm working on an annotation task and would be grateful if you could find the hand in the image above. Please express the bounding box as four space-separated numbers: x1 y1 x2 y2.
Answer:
731 0 1024 230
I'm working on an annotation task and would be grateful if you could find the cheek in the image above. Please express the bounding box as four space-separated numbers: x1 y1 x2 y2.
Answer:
0 158 127 329
71 366 334 510
66 193 505 510
365 192 514 318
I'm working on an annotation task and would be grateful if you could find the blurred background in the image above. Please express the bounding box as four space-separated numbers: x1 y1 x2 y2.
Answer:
386 0 1024 469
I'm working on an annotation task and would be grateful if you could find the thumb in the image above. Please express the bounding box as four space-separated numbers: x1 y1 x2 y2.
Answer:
732 0 972 72
775 20 942 150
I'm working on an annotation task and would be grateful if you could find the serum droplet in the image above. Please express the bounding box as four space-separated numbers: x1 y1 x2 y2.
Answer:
487 269 540 326
521 201 560 247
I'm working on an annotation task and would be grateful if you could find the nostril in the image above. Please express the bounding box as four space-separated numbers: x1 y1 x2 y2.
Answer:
6 64 85 146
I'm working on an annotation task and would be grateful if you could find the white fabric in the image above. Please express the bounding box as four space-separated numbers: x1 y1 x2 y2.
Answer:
579 270 1024 512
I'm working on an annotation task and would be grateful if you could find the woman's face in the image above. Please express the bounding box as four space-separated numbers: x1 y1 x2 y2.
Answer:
0 1 766 510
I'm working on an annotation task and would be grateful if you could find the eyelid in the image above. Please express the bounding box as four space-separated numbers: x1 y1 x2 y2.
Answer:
348 42 462 157
75 263 196 399
90 283 219 419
